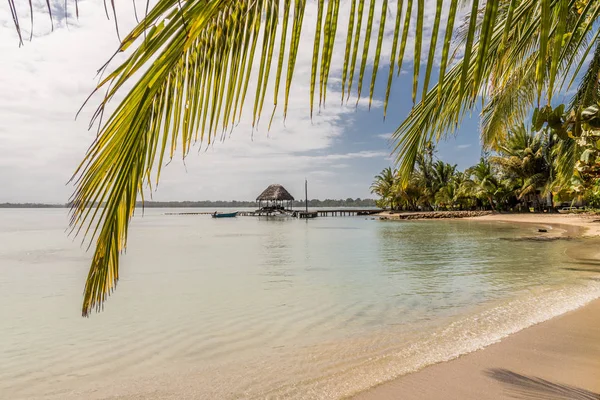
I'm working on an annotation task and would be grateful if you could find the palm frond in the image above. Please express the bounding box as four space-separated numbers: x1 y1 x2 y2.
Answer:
480 58 537 149
394 0 599 180
7 0 600 314
569 39 600 109
58 0 486 315
72 0 308 316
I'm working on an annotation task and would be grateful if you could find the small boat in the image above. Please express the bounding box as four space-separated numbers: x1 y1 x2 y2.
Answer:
211 211 238 218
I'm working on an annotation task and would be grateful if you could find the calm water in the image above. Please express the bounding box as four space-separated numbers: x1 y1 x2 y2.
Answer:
1 209 599 399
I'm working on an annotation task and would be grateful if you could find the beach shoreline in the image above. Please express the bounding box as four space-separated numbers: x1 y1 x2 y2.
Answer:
353 212 600 399
353 297 600 399
377 210 600 236
468 212 600 237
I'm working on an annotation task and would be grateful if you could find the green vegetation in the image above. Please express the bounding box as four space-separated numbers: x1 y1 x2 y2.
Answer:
139 199 377 207
9 0 600 315
0 203 65 209
372 116 600 212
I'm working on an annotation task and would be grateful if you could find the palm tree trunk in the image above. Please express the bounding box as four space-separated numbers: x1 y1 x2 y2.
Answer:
546 192 556 212
488 196 495 211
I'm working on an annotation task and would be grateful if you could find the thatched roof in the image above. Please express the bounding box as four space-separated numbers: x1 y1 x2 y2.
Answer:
256 184 295 201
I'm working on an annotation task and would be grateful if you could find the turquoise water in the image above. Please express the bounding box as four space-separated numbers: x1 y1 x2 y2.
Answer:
1 209 599 399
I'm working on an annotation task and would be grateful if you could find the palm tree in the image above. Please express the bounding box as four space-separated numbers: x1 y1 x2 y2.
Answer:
390 175 422 211
491 124 552 209
451 172 477 210
430 160 457 209
460 158 500 210
394 1 600 179
434 184 455 210
370 167 396 210
413 150 435 210
432 162 458 210
371 166 426 210
8 1 600 315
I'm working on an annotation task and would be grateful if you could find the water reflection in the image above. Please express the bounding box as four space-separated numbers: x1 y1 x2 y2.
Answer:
375 220 582 318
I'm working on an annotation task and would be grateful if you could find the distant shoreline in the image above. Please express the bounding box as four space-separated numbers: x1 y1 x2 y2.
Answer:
0 203 66 208
0 199 377 209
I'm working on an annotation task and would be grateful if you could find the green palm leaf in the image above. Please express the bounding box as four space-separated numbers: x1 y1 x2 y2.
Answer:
7 0 600 314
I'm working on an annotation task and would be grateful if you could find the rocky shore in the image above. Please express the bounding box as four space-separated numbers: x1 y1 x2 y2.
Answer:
377 210 493 220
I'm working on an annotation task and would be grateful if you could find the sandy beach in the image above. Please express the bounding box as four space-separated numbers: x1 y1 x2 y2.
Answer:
471 212 600 237
355 212 600 399
354 297 600 399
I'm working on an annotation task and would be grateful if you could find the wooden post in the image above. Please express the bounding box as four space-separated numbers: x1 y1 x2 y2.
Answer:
305 179 308 213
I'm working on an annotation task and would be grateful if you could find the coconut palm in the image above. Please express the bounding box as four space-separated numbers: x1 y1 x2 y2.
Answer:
460 158 500 210
491 123 552 208
452 171 477 210
431 161 457 201
432 162 458 209
412 145 436 209
395 1 600 178
370 167 396 209
433 183 455 210
8 0 600 314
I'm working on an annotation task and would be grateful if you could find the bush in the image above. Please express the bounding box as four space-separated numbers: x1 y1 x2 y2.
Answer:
584 191 600 208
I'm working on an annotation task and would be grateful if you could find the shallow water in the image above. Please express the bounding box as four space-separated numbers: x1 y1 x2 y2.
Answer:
1 209 599 399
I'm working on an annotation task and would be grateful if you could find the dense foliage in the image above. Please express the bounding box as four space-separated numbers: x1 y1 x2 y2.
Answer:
372 113 600 212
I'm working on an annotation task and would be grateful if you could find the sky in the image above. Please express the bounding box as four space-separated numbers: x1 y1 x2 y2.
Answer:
0 0 484 203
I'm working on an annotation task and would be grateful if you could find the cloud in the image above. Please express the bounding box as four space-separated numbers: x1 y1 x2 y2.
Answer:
455 144 472 150
0 0 440 202
315 151 388 161
377 133 394 140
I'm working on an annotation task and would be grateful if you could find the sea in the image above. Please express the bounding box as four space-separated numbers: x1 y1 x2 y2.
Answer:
1 208 599 399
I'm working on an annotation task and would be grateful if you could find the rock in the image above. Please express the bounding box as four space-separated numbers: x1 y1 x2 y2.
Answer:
391 210 493 220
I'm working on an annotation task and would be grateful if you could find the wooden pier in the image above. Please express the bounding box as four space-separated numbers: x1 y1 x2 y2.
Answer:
237 210 288 217
165 211 215 215
315 209 381 217
238 209 381 217
166 209 382 218
295 211 318 219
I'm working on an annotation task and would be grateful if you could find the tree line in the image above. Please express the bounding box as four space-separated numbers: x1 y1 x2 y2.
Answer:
371 115 600 212
0 199 376 209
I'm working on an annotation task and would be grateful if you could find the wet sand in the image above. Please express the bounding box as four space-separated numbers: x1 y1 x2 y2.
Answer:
354 297 600 399
378 211 600 237
469 212 600 236
355 213 600 399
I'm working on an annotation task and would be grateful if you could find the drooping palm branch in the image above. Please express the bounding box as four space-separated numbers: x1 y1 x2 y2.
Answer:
7 0 600 315
570 39 600 109
395 0 600 178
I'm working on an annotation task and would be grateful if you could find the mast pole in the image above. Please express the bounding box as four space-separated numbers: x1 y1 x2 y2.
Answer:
305 179 308 213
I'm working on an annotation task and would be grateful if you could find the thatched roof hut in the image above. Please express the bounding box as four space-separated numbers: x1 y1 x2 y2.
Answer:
256 184 294 210
256 184 295 201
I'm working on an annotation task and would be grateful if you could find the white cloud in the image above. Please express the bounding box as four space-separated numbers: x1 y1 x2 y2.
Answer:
0 0 441 202
455 144 472 150
377 132 394 140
